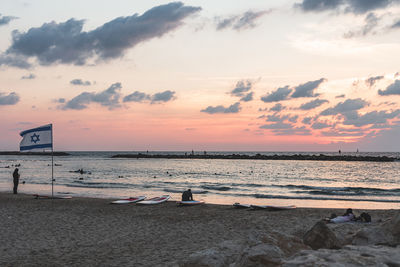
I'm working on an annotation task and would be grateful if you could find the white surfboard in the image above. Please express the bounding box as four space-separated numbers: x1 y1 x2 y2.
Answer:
111 196 146 204
137 195 170 205
177 200 205 206
233 203 251 209
250 204 296 211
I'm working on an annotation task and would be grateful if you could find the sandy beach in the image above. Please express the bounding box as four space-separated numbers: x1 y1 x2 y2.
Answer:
0 192 398 266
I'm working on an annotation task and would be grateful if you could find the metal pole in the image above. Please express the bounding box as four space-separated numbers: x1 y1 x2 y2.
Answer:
51 124 54 198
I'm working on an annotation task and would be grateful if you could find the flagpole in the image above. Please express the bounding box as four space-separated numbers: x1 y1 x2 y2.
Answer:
51 124 54 198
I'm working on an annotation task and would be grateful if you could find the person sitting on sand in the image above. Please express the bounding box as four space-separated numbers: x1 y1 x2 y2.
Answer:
329 208 355 223
182 189 193 201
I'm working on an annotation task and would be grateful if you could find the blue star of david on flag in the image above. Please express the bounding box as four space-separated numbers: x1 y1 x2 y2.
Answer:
30 133 40 144
20 124 53 151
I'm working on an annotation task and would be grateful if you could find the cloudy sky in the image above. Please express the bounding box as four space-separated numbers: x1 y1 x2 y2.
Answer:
1 0 400 151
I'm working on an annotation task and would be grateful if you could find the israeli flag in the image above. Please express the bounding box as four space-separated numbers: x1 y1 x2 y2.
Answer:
20 124 53 151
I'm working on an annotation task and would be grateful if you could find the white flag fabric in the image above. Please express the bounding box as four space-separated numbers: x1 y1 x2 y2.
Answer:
20 124 53 151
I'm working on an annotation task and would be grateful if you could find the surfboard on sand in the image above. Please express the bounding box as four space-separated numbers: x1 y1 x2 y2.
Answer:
250 204 296 211
177 200 205 206
111 196 146 204
33 194 72 199
233 203 251 209
137 195 170 205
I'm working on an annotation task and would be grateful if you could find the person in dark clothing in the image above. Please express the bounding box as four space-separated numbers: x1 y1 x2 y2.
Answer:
182 189 193 201
13 168 20 194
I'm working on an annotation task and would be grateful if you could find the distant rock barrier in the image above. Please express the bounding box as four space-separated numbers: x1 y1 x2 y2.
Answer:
0 151 70 156
111 153 398 162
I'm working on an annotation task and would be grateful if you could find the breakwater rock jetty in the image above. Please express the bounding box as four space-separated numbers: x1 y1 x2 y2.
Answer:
0 151 70 156
111 153 398 162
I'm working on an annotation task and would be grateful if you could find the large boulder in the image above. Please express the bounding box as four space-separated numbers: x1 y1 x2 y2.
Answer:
283 245 400 266
303 221 340 250
179 240 245 267
233 243 284 267
262 231 310 256
353 212 400 246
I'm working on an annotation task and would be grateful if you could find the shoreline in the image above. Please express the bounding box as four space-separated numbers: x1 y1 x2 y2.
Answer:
1 192 398 266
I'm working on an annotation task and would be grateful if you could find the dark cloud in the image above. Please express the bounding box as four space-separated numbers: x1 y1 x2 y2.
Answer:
260 86 292 103
270 103 284 112
70 79 91 86
336 94 345 98
299 99 329 110
0 54 31 69
0 92 20 105
260 122 311 135
302 117 313 124
21 73 36 80
378 79 400 95
291 78 325 98
260 122 293 130
311 121 331 129
365 75 384 87
273 126 311 136
123 91 150 103
201 102 241 114
321 129 365 137
2 2 201 68
320 98 368 115
0 14 18 26
240 92 253 102
391 19 400 28
216 10 271 31
295 0 400 14
343 109 400 127
265 114 288 122
294 0 342 12
151 90 176 103
123 90 176 104
59 82 122 110
230 80 252 97
288 115 299 123
344 12 379 38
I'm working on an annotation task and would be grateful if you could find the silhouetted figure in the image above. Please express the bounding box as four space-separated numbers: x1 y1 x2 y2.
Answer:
182 189 193 201
339 149 342 155
79 169 84 175
13 168 20 194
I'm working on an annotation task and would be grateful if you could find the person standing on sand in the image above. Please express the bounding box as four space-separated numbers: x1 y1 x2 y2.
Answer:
182 189 193 201
13 168 20 194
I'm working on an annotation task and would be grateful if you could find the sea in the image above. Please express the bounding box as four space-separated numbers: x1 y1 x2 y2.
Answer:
1 151 399 209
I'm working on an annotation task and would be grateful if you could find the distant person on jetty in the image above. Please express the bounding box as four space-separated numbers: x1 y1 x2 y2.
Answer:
182 189 193 201
13 168 20 194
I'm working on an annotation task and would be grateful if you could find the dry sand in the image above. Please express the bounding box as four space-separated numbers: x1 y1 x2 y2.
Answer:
0 193 397 266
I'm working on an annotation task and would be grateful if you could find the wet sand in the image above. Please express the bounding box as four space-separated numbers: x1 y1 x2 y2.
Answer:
0 192 397 266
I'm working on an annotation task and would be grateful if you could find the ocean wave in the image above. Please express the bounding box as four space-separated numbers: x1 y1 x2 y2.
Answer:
252 194 400 203
201 185 231 191
275 184 400 196
66 181 133 189
230 183 265 188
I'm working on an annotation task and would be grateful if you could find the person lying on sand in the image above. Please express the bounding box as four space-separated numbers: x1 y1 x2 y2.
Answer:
328 208 355 223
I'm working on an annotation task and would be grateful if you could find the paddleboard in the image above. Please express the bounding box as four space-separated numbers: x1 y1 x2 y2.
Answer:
250 205 296 211
111 196 146 204
177 200 205 206
137 195 170 205
233 203 251 209
33 194 72 199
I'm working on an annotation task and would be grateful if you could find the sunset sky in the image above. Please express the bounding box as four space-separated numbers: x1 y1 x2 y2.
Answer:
1 0 400 151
